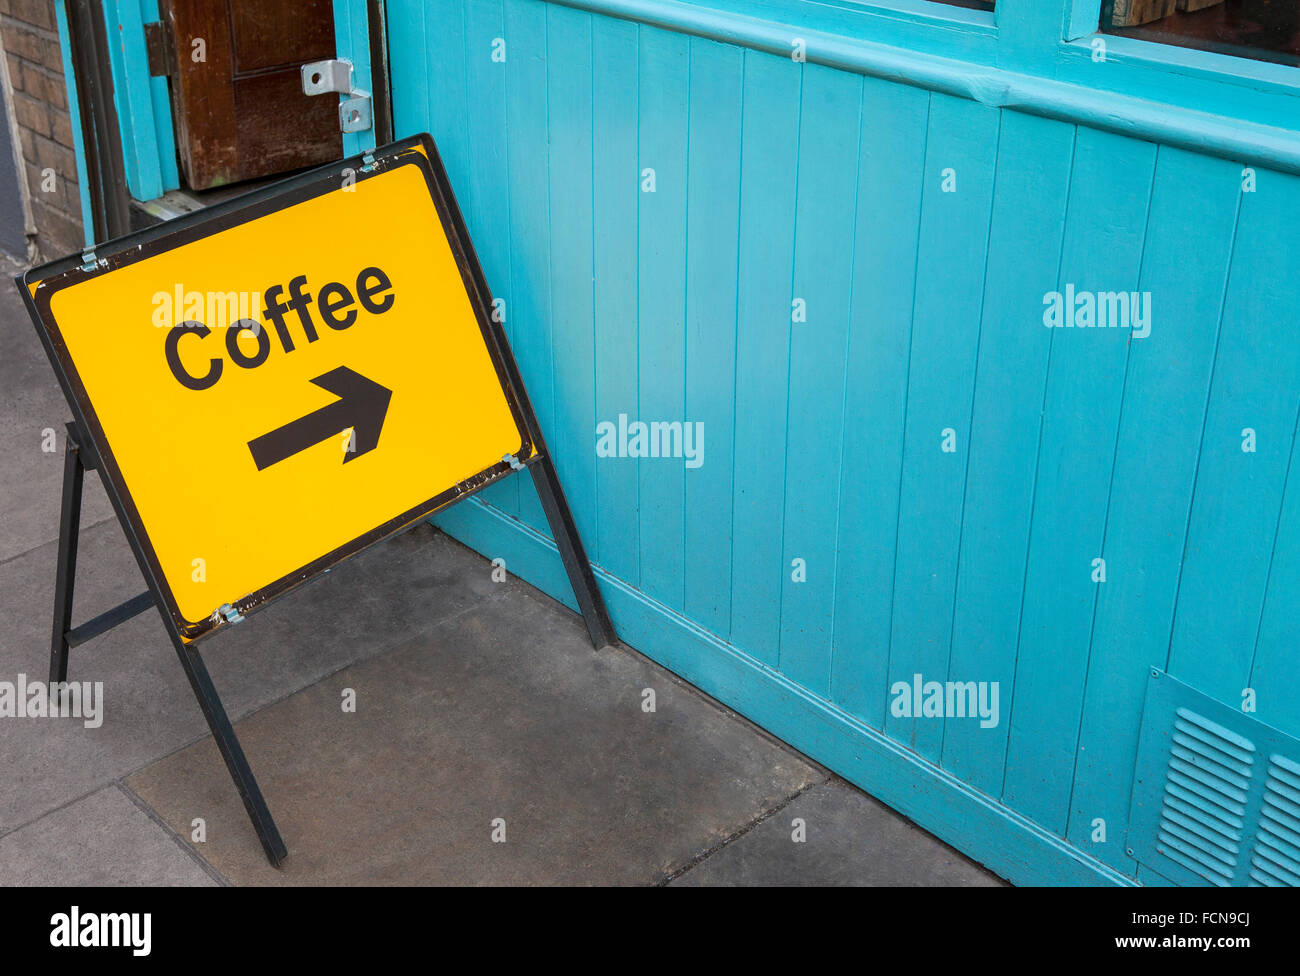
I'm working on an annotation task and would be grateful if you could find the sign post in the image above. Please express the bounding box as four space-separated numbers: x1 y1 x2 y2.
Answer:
17 134 616 866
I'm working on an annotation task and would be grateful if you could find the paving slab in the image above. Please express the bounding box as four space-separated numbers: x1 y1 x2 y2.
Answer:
0 517 505 834
126 583 827 885
670 779 1004 886
0 785 218 886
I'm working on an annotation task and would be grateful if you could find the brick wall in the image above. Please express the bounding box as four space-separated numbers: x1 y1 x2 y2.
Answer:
0 0 82 259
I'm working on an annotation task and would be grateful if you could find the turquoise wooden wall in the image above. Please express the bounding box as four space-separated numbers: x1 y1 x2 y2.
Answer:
384 0 1300 885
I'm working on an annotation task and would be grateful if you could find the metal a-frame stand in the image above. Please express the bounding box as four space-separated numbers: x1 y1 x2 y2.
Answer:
49 421 289 865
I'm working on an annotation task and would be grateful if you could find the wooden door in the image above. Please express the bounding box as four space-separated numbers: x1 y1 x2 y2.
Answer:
158 0 342 190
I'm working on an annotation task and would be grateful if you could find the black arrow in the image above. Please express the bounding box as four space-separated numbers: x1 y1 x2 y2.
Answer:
247 367 392 471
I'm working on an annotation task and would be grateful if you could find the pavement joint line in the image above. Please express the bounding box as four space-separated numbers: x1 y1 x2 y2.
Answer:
0 777 123 843
655 778 827 886
114 781 231 887
0 514 120 570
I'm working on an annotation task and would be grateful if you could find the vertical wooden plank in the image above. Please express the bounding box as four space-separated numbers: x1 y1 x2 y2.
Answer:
1001 128 1157 834
1066 149 1240 873
883 93 999 761
941 111 1073 794
776 65 860 697
1252 410 1300 741
386 0 426 138
545 7 597 553
828 76 929 729
591 14 640 582
728 49 800 667
426 0 474 224
463 0 518 518
502 0 552 532
682 37 743 633
1166 170 1300 703
636 26 689 611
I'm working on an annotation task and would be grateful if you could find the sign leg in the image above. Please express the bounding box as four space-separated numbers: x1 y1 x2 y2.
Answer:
49 429 85 693
169 633 288 867
529 454 617 650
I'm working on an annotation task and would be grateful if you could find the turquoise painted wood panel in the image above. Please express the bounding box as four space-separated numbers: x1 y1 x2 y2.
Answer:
545 7 598 560
827 76 928 730
682 37 743 636
463 0 520 519
380 0 1300 885
387 0 426 137
501 0 553 532
1000 128 1156 834
941 110 1073 797
776 63 860 697
1064 148 1241 875
1165 170 1300 703
727 48 800 667
883 93 999 761
425 0 473 227
636 26 690 613
1252 415 1300 741
591 15 641 582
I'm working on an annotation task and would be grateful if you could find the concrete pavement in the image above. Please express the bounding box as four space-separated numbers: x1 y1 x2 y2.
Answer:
0 253 1003 886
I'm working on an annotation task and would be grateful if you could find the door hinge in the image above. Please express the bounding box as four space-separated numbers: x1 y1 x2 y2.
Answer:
144 22 176 78
300 58 372 134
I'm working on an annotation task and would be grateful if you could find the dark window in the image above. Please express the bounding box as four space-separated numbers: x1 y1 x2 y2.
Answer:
1102 1 1300 67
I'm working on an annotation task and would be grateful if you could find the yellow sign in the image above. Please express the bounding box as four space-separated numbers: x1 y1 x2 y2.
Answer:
26 143 531 638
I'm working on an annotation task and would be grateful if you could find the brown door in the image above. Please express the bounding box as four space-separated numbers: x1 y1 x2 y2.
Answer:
157 0 342 190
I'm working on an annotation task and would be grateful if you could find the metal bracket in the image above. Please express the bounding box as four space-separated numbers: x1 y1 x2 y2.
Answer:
339 95 373 134
301 59 353 96
301 58 372 134
503 453 526 472
79 249 98 272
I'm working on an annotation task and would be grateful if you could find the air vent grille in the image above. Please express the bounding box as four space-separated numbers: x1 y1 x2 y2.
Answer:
1128 672 1300 887
1251 755 1300 887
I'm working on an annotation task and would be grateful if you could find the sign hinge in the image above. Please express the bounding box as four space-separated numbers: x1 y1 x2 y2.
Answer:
503 453 527 472
79 249 97 272
217 603 245 625
301 59 372 134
